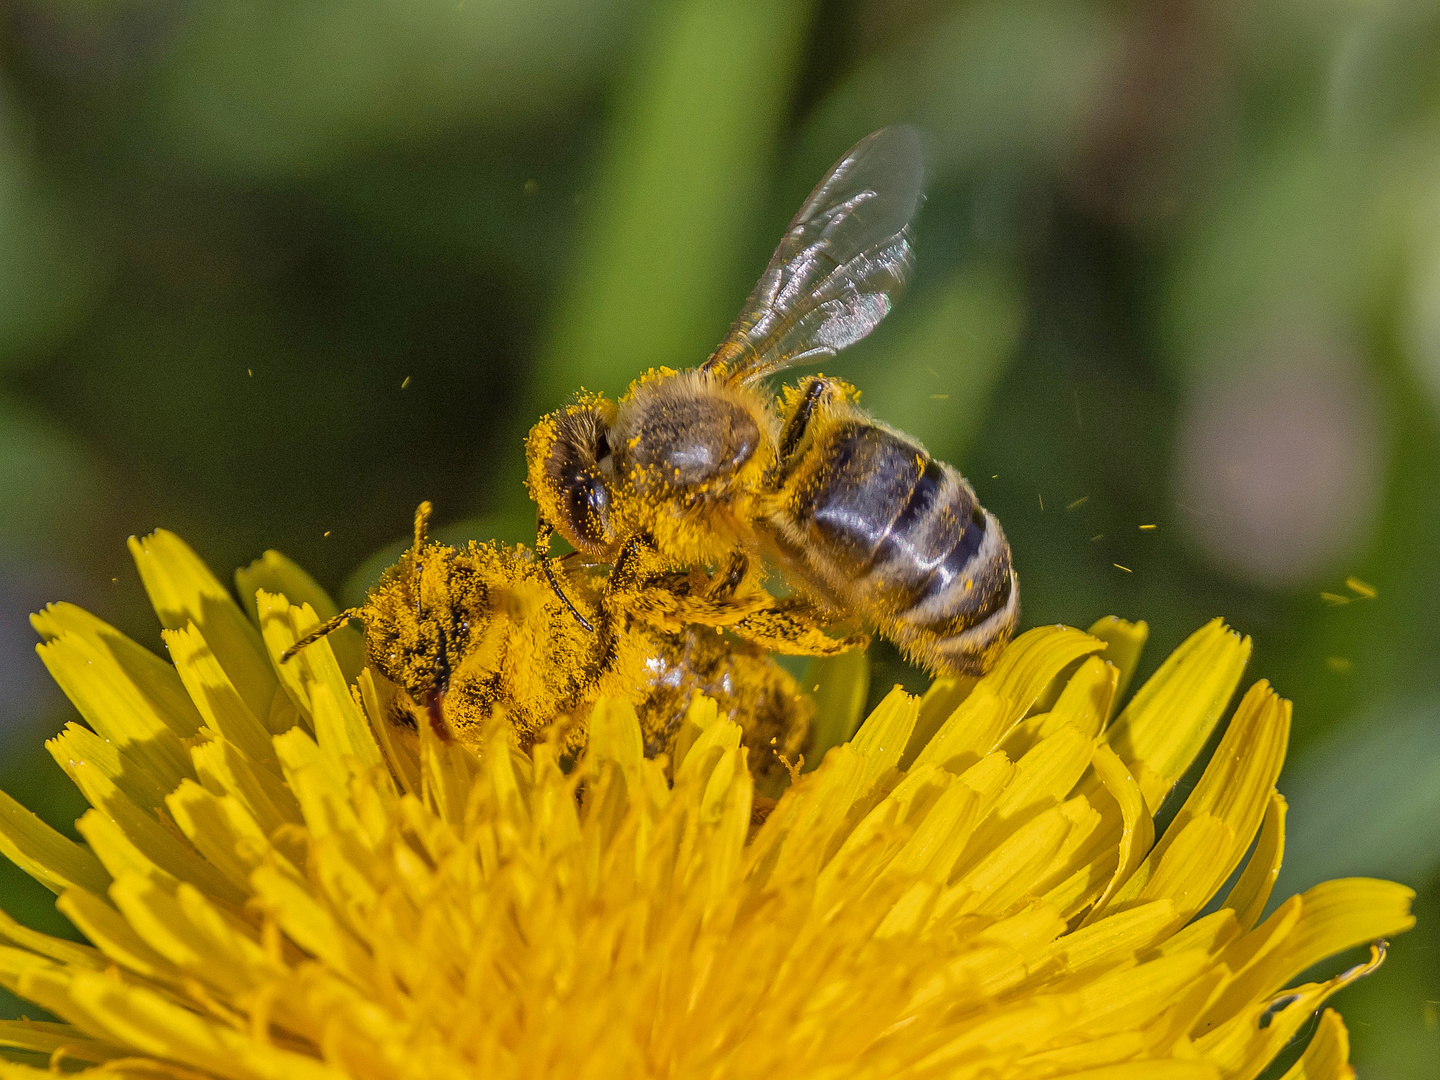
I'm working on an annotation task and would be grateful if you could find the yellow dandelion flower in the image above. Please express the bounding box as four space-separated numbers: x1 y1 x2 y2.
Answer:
0 531 1414 1080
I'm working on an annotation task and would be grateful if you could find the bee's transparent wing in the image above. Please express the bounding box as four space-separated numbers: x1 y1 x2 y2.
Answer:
701 126 924 385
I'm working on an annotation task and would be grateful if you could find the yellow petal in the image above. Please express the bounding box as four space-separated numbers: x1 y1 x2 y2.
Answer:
47 722 180 818
1067 949 1214 1039
60 966 345 1080
1278 1009 1353 1080
804 648 870 767
56 887 180 982
670 691 721 775
273 728 366 846
850 686 920 787
1085 616 1149 719
0 788 110 896
1105 814 1235 923
1030 655 1117 745
108 875 278 996
259 596 381 781
57 758 243 905
674 707 743 789
1105 680 1289 924
954 802 1075 917
1222 790 1286 932
164 780 276 892
976 624 1106 731
1105 618 1250 812
37 634 195 790
0 1019 126 1065
1044 899 1177 973
31 602 202 737
72 809 174 893
165 622 277 767
1274 878 1416 980
910 685 1009 774
814 762 957 909
311 682 384 781
990 722 1096 824
902 675 977 768
356 669 420 798
0 907 102 971
236 549 365 684
882 771 983 886
1074 743 1154 925
189 736 303 836
1196 944 1384 1077
250 864 375 995
1200 879 1415 1032
1045 1064 1218 1079
129 530 277 723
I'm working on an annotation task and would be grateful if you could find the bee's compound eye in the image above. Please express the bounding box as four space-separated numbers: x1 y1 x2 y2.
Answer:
567 473 612 547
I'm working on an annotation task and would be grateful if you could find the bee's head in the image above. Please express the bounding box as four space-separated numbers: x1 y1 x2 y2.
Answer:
283 502 463 720
525 396 620 556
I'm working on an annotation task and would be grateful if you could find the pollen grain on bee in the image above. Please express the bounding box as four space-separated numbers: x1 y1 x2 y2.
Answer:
1139 524 1157 530
1113 563 1133 573
401 375 412 390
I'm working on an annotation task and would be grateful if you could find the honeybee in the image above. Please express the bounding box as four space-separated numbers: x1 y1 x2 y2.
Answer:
527 126 1018 675
283 504 817 781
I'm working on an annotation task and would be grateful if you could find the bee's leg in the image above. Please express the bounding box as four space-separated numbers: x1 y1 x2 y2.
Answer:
280 608 365 663
410 500 434 615
601 541 766 638
777 376 843 467
730 596 868 657
603 533 653 595
586 533 654 681
537 518 595 633
707 552 751 600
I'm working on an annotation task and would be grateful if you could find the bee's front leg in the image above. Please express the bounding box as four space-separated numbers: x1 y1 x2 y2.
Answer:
707 552 751 600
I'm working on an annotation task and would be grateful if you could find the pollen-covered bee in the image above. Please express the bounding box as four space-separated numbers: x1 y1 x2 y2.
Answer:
527 126 1018 675
283 504 818 781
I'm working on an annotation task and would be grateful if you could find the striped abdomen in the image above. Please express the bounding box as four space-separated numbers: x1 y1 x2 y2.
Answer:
776 422 1018 675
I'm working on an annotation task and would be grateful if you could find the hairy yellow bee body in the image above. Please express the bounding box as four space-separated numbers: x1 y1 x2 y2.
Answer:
526 127 1018 675
286 504 812 782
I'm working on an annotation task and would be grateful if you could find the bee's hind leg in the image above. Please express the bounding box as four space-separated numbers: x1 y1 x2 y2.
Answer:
603 541 788 646
706 552 751 600
729 596 867 657
777 376 844 466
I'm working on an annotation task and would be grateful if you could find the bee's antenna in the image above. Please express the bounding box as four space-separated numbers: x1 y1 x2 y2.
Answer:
281 609 364 663
537 519 594 633
412 501 433 619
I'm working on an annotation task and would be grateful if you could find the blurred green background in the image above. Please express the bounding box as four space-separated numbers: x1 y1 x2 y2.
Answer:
1 0 1438 1073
